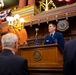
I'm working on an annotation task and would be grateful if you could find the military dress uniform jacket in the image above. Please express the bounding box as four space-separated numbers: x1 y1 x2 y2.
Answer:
44 32 65 50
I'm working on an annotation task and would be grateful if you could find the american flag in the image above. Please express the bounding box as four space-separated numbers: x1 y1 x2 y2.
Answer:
35 37 39 46
0 9 11 22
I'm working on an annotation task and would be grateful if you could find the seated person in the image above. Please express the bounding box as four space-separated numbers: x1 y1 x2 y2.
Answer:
44 23 65 50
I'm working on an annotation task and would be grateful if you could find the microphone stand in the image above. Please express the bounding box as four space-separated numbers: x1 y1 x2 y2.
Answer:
35 28 39 46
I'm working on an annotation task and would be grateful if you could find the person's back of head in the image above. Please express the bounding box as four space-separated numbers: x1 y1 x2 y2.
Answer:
1 33 18 53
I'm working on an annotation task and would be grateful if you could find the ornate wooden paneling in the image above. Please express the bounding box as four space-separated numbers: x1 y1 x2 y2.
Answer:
24 3 76 26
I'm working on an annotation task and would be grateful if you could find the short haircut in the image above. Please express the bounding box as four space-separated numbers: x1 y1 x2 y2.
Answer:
1 33 18 48
49 23 56 27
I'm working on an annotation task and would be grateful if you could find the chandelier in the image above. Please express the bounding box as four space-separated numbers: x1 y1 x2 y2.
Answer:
6 14 25 39
6 14 25 30
0 0 4 8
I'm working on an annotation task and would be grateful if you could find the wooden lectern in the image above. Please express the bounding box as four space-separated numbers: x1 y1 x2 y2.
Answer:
19 44 63 75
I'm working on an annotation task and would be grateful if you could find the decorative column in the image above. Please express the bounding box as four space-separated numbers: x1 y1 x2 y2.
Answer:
19 0 26 8
28 0 35 5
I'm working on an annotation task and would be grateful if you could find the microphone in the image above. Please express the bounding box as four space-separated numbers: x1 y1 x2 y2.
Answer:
35 28 39 46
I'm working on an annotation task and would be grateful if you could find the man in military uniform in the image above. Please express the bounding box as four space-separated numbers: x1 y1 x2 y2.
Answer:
44 23 65 50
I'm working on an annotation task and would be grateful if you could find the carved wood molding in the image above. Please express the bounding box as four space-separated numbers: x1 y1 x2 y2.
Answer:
0 3 76 28
24 3 76 26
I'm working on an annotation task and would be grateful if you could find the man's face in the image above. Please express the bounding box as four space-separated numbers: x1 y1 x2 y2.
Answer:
48 24 56 33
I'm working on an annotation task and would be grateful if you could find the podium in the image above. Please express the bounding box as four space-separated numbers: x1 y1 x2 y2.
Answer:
19 44 63 75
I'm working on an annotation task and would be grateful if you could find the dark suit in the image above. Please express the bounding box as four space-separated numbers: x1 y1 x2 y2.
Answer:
0 49 29 75
44 32 65 50
64 38 76 75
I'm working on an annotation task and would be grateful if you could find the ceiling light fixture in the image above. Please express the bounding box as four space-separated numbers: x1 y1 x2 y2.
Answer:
58 0 63 2
65 0 70 2
6 14 25 39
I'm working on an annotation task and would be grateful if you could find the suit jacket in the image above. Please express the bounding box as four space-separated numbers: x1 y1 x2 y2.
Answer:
64 38 76 75
44 32 65 50
0 49 30 75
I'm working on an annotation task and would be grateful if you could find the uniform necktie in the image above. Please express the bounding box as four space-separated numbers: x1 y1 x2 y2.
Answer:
50 34 53 38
